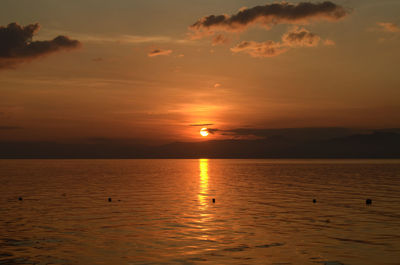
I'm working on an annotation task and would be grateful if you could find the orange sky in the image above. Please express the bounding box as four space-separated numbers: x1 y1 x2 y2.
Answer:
0 0 399 143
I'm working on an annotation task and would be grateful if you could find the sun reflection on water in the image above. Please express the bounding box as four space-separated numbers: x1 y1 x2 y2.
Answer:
198 159 209 210
195 158 217 245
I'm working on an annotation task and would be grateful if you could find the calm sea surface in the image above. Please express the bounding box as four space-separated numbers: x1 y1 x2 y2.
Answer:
0 159 400 265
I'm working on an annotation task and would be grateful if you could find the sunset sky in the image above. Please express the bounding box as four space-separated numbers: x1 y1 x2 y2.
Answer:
1 0 399 144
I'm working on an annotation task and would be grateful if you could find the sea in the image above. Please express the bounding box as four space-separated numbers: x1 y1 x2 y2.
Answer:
0 159 399 265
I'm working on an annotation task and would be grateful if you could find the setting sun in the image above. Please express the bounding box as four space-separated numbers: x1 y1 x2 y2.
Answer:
200 128 209 137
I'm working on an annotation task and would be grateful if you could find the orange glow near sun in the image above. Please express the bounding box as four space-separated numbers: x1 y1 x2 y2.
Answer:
200 128 209 137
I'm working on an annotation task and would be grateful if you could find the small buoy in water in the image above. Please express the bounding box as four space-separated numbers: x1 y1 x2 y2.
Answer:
366 198 372 205
212 198 215 203
313 199 317 203
108 198 112 202
18 197 23 201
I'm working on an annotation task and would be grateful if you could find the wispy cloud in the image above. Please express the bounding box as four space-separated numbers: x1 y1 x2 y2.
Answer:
40 29 190 45
231 27 325 58
206 128 219 134
87 35 187 44
231 40 287 58
148 49 173 57
190 123 214 127
282 27 321 47
377 22 400 33
212 34 230 46
324 39 336 46
220 127 352 140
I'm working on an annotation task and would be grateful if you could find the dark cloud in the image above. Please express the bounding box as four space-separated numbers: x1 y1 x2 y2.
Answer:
221 127 352 141
148 49 172 57
190 124 219 134
190 1 348 37
207 128 219 134
0 23 81 69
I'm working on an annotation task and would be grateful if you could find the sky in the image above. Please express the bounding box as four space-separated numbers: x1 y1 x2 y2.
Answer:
0 0 399 144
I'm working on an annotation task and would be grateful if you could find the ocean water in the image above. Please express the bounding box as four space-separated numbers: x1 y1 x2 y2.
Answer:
0 159 400 265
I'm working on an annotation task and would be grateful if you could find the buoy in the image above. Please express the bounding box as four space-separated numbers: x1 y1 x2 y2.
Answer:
313 199 317 203
366 198 372 205
108 198 112 202
212 198 215 203
18 197 23 201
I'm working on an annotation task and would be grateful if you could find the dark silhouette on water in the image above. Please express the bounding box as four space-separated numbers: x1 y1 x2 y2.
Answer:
313 199 317 203
108 197 112 202
18 197 23 201
366 198 372 205
212 198 215 203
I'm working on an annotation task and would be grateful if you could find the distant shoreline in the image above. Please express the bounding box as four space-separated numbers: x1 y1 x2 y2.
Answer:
1 131 399 159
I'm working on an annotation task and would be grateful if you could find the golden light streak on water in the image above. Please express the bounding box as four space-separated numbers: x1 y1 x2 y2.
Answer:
198 158 209 211
195 159 215 244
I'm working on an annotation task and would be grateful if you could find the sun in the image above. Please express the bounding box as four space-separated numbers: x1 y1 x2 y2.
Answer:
200 127 209 137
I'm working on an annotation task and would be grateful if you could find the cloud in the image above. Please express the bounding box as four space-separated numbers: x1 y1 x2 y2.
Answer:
47 31 189 45
281 27 320 47
377 22 400 33
189 2 346 57
190 1 348 37
212 34 230 46
148 49 172 57
221 127 352 140
231 27 325 57
0 22 81 69
231 40 287 58
193 126 351 138
323 39 336 46
190 123 214 127
190 124 219 134
206 128 219 134
213 83 222 88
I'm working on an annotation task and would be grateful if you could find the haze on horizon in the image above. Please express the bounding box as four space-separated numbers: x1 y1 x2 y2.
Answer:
1 0 399 145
